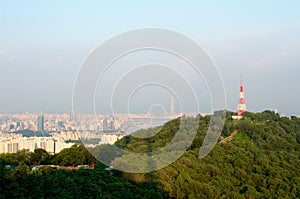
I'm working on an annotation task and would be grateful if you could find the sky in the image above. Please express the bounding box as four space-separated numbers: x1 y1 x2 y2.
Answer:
0 1 300 115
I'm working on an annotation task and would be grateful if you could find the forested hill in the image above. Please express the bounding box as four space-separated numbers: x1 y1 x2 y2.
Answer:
1 110 299 198
114 110 300 198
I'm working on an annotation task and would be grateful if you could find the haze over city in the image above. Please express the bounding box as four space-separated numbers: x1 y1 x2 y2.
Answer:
0 1 300 116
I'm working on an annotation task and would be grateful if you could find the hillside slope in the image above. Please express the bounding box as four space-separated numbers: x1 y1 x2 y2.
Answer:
115 111 300 198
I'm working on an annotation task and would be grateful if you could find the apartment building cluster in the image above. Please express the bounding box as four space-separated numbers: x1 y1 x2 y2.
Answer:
0 133 73 154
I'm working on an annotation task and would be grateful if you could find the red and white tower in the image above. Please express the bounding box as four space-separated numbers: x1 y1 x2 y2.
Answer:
237 74 246 116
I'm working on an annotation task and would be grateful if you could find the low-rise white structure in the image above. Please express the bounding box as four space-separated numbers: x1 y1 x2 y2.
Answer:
99 134 123 145
0 134 73 154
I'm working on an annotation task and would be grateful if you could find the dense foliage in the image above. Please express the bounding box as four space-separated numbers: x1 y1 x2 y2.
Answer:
0 144 96 167
115 110 300 198
0 163 163 198
0 146 164 198
0 110 299 198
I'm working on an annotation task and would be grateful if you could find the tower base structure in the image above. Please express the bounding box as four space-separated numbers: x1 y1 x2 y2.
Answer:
232 115 243 120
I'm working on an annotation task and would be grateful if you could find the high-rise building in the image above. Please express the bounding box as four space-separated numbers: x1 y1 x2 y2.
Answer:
69 110 76 121
58 121 65 129
110 116 115 130
37 115 45 132
103 117 108 131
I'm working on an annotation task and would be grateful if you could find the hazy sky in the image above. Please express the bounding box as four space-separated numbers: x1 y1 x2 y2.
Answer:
0 1 300 115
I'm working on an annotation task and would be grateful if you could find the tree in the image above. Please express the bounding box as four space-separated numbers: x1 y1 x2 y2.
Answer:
30 148 50 165
16 161 29 179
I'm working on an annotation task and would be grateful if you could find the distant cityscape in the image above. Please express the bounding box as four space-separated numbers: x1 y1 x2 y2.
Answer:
0 109 181 154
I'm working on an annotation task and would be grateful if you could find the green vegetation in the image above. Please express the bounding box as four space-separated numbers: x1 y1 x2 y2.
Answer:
1 110 300 198
115 110 300 198
0 163 162 198
233 131 250 141
0 145 164 198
